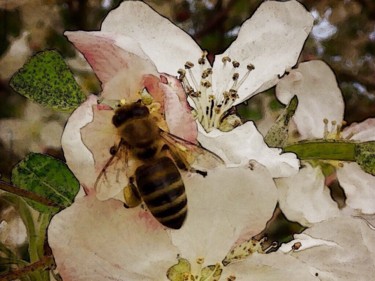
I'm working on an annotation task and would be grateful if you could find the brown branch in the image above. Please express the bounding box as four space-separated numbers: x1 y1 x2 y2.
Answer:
0 255 55 281
0 180 63 209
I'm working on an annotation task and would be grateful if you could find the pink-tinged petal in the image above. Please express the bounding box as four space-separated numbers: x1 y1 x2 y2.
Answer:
276 60 345 139
159 74 198 143
101 1 202 77
80 105 129 200
48 194 178 281
337 163 375 214
342 118 375 141
291 217 375 280
212 0 313 105
169 163 277 265
65 31 158 94
61 95 96 189
276 163 340 226
142 74 165 110
197 122 299 177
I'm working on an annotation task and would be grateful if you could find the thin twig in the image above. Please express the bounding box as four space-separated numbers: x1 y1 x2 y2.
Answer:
0 255 55 281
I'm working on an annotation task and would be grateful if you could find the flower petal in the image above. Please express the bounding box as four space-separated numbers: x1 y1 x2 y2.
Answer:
337 163 375 214
212 0 313 105
276 60 345 139
65 31 158 98
276 163 341 226
61 95 96 189
48 194 179 281
228 252 317 281
291 217 375 279
101 1 202 77
197 122 299 177
159 74 198 143
342 118 375 141
80 104 129 200
169 163 278 265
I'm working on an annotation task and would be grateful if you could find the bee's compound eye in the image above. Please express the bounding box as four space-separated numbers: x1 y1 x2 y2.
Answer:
132 104 149 117
112 114 122 127
109 145 117 155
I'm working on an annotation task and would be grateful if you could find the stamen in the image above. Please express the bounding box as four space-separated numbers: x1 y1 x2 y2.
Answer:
185 61 194 69
323 118 329 139
222 56 231 64
227 276 236 281
178 69 186 80
179 55 255 133
184 61 199 92
247 63 255 71
232 61 240 68
231 63 255 91
201 80 212 88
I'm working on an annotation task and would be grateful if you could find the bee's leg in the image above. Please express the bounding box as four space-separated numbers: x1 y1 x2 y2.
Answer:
123 177 142 208
162 145 207 177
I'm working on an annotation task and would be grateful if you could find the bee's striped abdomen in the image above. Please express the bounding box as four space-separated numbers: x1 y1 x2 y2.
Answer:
135 157 187 229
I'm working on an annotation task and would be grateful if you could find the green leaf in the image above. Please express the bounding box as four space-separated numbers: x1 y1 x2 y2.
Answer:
265 95 298 147
10 50 86 111
11 153 80 213
355 141 375 176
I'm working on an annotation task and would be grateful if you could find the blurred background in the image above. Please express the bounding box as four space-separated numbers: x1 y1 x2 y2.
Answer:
0 0 374 178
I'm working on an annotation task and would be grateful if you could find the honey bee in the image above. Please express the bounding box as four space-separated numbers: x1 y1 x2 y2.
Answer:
95 98 222 229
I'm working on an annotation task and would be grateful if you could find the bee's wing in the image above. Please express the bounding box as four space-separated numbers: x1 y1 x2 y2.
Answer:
94 141 129 199
159 130 224 171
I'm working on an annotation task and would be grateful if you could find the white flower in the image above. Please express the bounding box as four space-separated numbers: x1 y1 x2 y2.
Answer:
275 60 375 224
49 163 281 281
47 3 375 280
63 0 314 182
48 164 375 280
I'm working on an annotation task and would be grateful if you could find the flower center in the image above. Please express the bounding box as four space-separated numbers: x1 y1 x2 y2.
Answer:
323 118 347 140
167 257 235 281
178 52 255 132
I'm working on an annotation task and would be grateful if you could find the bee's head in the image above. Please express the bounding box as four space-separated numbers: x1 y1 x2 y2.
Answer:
112 101 150 128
